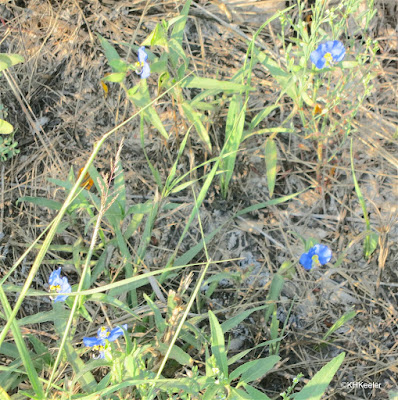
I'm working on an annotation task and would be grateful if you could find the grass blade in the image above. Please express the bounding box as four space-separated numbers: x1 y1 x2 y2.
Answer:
264 138 278 198
0 287 45 399
292 353 345 400
208 310 228 377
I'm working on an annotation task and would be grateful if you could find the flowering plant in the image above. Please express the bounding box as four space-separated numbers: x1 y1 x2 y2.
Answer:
83 325 128 359
48 267 71 302
310 40 346 69
300 244 332 270
135 46 150 79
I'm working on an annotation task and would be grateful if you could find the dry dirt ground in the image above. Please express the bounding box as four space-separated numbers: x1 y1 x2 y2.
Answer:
0 0 397 399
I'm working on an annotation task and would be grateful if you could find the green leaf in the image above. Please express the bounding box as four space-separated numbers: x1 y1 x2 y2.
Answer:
322 310 356 342
0 288 45 399
181 76 249 92
144 293 166 334
114 159 126 216
53 302 96 392
292 353 345 400
221 305 268 334
181 102 211 151
96 34 121 71
389 390 398 400
230 355 280 383
27 335 53 366
0 385 11 400
208 310 228 377
350 138 378 258
264 274 284 325
220 95 246 197
364 231 379 259
157 342 193 366
142 22 168 47
255 49 298 103
108 58 128 73
264 138 278 198
102 72 126 83
0 53 24 73
170 0 191 44
17 196 62 211
249 104 279 130
242 384 272 400
229 387 252 399
127 79 169 139
0 119 13 135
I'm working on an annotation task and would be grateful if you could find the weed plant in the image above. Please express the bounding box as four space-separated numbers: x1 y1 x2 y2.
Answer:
0 0 393 399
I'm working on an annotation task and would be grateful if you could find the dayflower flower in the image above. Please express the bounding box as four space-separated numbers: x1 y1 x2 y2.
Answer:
48 267 71 302
310 40 345 69
83 324 127 359
135 46 150 79
300 244 332 271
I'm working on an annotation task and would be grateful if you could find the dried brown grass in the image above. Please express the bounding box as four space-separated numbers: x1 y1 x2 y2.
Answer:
0 0 397 398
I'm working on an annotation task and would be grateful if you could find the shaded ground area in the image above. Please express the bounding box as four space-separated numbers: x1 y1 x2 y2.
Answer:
0 0 397 398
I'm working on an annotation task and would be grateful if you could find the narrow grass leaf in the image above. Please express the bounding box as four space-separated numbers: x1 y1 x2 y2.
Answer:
208 310 228 377
243 383 272 400
181 102 211 151
144 293 167 334
17 197 62 211
322 310 356 342
292 352 345 400
0 288 44 399
230 355 280 383
221 95 246 197
157 342 193 366
27 335 53 366
222 305 268 333
128 80 169 139
228 387 252 399
264 138 277 198
249 104 279 130
264 274 284 324
350 138 378 257
181 76 248 92
52 302 96 391
227 338 282 366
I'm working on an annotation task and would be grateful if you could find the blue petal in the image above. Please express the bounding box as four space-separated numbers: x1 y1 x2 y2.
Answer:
60 277 71 293
97 327 110 339
53 294 68 302
310 48 326 69
138 46 148 63
98 350 105 359
310 49 322 66
83 336 104 348
313 244 332 265
299 252 313 270
107 325 127 342
330 40 345 62
324 41 335 53
49 268 62 285
140 62 150 79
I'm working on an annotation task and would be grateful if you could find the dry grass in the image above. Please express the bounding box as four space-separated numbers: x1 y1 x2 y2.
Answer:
0 0 397 398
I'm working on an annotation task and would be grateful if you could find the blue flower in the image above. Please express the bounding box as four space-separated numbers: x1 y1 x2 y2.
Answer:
83 325 127 359
310 40 345 69
135 46 150 79
49 267 71 302
300 244 332 271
